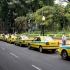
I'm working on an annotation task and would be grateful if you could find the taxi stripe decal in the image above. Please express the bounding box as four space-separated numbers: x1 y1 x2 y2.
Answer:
60 47 70 49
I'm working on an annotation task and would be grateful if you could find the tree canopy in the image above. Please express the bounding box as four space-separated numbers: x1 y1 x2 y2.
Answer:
0 0 70 33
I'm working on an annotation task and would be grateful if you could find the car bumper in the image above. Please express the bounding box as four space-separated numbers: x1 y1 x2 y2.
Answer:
42 46 59 50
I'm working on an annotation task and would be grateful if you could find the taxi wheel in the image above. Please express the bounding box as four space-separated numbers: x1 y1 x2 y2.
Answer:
39 46 43 53
28 44 31 49
20 43 22 47
52 49 56 53
14 42 16 45
61 50 68 60
10 41 11 44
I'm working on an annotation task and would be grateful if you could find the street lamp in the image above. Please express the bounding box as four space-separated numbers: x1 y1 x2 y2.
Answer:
42 16 45 36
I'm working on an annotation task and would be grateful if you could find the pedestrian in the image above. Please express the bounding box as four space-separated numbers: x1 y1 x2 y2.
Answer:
62 33 67 45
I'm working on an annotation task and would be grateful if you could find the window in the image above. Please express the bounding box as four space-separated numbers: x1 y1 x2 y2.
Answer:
36 37 41 41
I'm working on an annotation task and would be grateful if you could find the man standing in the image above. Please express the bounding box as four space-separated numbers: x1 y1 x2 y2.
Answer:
62 33 67 45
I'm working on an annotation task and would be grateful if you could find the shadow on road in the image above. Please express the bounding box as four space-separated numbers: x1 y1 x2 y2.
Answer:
30 48 58 54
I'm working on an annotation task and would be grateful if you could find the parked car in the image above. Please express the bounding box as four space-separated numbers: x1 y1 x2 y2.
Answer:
14 35 29 46
28 36 59 53
14 35 34 47
6 35 17 43
2 34 9 41
58 45 70 60
0 34 3 40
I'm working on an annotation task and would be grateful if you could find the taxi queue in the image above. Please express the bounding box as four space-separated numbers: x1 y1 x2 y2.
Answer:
0 33 70 60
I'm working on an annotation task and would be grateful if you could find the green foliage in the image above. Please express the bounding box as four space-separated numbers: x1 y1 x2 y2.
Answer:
68 0 70 2
0 0 55 33
21 30 70 38
65 13 70 20
33 6 55 26
0 0 70 33
15 16 27 33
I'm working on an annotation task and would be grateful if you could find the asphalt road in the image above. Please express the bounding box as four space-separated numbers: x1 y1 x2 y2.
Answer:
0 41 70 70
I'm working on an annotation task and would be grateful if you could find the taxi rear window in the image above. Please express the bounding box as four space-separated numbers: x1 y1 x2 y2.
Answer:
44 37 54 41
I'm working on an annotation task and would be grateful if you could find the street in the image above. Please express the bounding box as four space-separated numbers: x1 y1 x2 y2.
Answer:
0 41 70 70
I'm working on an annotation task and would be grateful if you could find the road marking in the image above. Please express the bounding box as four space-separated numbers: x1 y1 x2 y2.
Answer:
32 65 42 70
10 53 19 58
1 47 5 50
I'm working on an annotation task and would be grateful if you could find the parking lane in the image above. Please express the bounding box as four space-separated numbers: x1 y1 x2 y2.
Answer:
0 41 70 70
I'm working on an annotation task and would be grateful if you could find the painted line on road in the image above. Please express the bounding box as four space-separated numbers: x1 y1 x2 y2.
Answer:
32 65 42 70
1 47 5 50
10 53 19 58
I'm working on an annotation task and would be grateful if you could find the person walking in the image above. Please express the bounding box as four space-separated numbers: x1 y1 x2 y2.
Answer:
62 33 67 45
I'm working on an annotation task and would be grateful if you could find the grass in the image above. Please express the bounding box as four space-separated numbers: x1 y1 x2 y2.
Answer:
19 30 70 38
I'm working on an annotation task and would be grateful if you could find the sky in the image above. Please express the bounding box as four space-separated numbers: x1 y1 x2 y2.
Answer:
54 0 68 6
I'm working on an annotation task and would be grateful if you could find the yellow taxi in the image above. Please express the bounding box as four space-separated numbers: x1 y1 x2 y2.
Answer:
14 35 33 47
0 34 3 40
20 36 34 47
28 36 59 53
14 36 22 45
58 45 70 60
7 35 17 43
2 34 9 41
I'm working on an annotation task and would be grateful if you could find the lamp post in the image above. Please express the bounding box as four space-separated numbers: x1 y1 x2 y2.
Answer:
42 16 45 36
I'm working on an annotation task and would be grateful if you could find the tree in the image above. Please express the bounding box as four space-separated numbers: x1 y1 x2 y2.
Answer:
54 4 68 30
43 0 54 6
32 6 58 31
68 0 70 2
14 16 27 33
0 0 55 33
65 3 70 30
